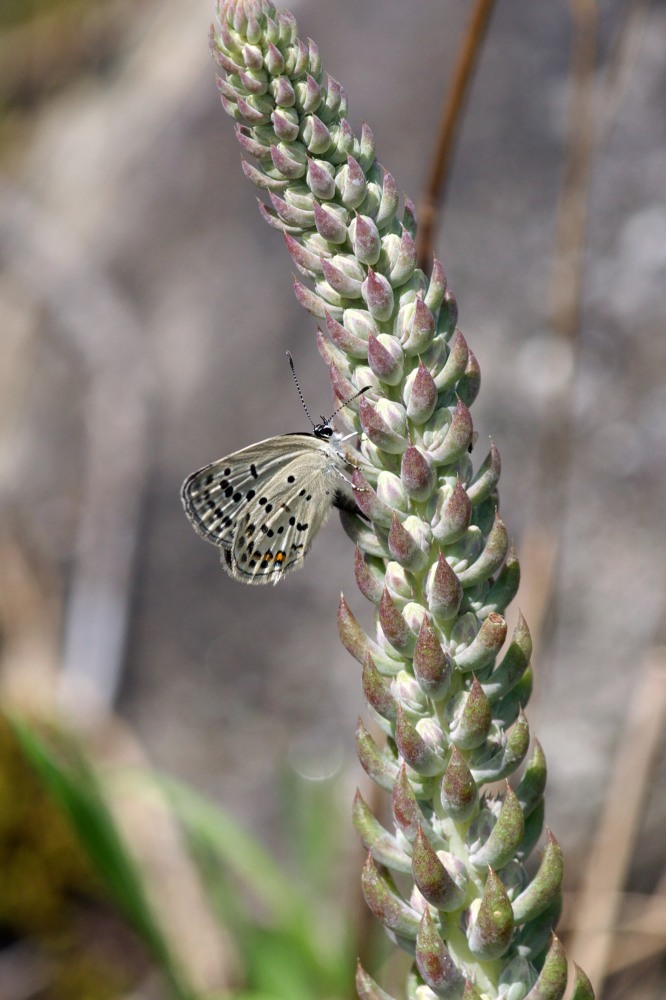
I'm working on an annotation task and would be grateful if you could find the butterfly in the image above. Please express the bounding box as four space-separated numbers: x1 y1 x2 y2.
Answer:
181 355 367 585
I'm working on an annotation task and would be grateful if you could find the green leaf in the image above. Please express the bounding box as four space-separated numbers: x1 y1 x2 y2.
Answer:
9 717 198 1000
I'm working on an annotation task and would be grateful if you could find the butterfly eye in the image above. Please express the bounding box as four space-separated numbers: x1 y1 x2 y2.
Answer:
314 423 333 439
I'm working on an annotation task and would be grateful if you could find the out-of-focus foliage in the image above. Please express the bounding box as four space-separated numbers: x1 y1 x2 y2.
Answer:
11 716 360 1000
0 716 144 999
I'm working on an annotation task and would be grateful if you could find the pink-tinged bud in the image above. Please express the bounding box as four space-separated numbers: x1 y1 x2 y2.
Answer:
239 65 268 94
454 612 507 673
338 593 380 664
512 831 564 924
355 962 396 1000
413 615 452 701
427 399 474 464
397 199 414 237
393 765 430 843
458 348 481 405
319 258 362 300
512 799 544 860
388 515 430 573
351 469 394 528
306 38 321 77
397 296 435 357
237 94 271 125
234 122 271 157
395 707 445 776
467 440 501 505
483 612 531 699
404 360 437 423
263 13 280 46
440 746 478 821
368 334 404 385
571 962 595 1000
448 679 492 749
450 610 478 651
379 587 416 655
362 653 398 725
294 277 341 319
359 397 407 453
437 287 459 338
469 785 525 872
424 258 448 314
271 107 299 142
432 481 472 544
467 868 514 959
356 718 400 792
316 327 348 370
270 141 306 179
351 214 381 265
524 935 568 998
401 600 428 637
352 791 411 874
493 669 533 730
212 17 235 54
361 853 421 939
301 112 331 154
264 40 285 75
416 909 466 996
343 307 378 343
362 268 395 322
400 445 435 501
314 202 349 244
337 154 368 208
375 170 399 229
258 201 288 232
329 117 354 161
387 228 418 287
413 831 468 912
273 193 315 228
384 562 413 601
479 544 520 616
329 363 357 408
241 158 288 191
354 547 384 604
516 739 547 817
283 233 323 274
243 9 261 44
306 156 335 199
433 328 469 391
457 515 508 587
470 711 530 783
313 279 344 310
392 670 427 714
295 73 323 115
271 76 300 106
212 39 242 75
426 553 463 622
359 123 376 171
376 471 409 513
290 38 309 78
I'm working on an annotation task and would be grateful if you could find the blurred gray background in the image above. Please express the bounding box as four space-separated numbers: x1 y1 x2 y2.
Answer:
1 0 665 992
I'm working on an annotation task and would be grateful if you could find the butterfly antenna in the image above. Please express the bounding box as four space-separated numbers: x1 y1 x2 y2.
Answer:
324 385 370 425
286 351 316 429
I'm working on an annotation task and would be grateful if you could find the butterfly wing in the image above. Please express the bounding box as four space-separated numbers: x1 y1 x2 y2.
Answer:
181 435 311 549
227 442 348 585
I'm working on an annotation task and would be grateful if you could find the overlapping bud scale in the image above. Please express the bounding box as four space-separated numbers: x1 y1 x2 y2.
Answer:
212 3 593 998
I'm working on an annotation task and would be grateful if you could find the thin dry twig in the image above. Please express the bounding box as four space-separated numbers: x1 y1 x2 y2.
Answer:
567 648 666 988
549 0 598 343
415 0 497 271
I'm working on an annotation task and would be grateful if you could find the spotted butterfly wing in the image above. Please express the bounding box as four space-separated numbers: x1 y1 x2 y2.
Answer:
181 431 358 584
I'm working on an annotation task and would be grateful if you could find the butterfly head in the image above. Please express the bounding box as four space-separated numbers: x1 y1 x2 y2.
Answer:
313 420 334 440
